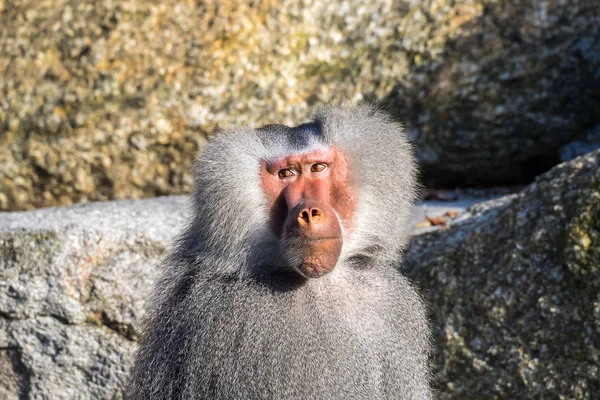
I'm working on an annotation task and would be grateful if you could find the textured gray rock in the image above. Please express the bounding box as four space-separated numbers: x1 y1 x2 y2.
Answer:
0 197 188 399
385 0 600 186
405 149 600 398
2 0 599 211
560 124 600 162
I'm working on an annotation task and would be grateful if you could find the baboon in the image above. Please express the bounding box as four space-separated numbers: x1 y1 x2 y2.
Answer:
128 104 431 399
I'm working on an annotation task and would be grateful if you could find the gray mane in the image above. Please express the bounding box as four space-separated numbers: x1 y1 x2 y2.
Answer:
127 104 430 400
171 104 417 278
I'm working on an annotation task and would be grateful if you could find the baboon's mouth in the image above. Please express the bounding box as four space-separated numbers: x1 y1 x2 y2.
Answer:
282 236 343 279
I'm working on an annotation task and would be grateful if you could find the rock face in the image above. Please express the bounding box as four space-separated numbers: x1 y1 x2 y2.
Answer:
2 0 599 210
385 0 600 186
560 123 600 163
0 0 406 211
0 197 188 399
405 149 600 398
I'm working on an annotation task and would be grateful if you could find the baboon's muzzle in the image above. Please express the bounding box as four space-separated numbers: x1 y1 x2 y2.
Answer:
282 201 343 278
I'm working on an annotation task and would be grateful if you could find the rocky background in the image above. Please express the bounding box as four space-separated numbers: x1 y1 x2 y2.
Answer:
2 150 598 399
1 0 600 399
405 150 600 398
0 197 187 398
1 0 599 211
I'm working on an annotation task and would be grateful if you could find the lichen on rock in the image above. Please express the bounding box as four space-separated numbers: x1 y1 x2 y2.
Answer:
2 0 598 210
405 149 600 398
0 196 188 399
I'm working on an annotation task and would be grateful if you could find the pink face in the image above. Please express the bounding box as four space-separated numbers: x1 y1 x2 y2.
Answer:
260 147 357 278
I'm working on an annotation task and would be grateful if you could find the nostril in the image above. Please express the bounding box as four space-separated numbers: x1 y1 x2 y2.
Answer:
299 210 310 223
311 208 320 218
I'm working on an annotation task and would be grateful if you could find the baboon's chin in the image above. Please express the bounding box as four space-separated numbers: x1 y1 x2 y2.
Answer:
283 238 342 279
295 262 336 278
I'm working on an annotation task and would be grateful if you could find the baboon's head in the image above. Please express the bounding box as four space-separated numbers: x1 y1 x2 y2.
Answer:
184 105 417 281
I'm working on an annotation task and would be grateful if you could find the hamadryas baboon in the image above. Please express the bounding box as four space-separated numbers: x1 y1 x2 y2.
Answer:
128 104 431 399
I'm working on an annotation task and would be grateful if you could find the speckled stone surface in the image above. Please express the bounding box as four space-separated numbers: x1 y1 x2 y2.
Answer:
405 149 600 398
0 196 188 399
1 0 599 210
384 0 600 186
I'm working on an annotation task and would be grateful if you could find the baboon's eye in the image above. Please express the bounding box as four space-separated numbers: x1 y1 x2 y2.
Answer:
310 163 327 173
278 169 295 178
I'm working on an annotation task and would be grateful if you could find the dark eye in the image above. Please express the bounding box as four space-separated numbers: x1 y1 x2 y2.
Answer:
310 163 327 172
278 169 295 178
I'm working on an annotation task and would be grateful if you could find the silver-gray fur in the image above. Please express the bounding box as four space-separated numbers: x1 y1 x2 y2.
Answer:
127 104 431 399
